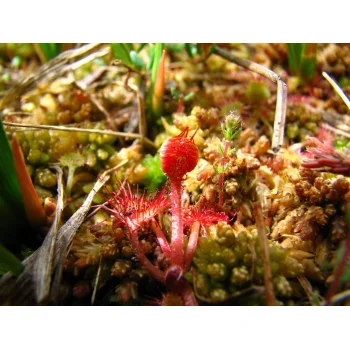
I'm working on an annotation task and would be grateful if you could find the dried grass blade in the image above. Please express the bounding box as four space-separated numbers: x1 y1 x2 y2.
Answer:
33 166 63 304
298 275 321 305
0 43 107 109
50 162 127 299
323 72 350 110
91 256 103 305
0 161 127 305
0 255 36 305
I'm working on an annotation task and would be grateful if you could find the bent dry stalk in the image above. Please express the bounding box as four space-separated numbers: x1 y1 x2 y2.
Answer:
213 46 288 152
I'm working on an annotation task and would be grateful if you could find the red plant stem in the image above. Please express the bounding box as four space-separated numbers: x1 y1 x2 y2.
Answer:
181 283 198 306
126 219 165 283
184 221 201 271
177 94 184 113
218 139 231 207
325 233 350 305
170 180 184 267
150 218 171 259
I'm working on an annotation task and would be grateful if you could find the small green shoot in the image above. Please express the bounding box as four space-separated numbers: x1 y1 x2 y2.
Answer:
218 113 242 207
221 113 242 141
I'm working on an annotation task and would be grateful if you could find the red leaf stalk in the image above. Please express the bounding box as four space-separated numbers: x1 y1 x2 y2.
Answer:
325 232 350 305
218 139 231 207
126 218 165 283
184 221 200 271
150 218 171 259
183 199 229 270
169 179 185 266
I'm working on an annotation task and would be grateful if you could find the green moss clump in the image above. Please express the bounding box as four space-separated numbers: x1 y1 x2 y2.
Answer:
192 225 306 304
141 153 167 191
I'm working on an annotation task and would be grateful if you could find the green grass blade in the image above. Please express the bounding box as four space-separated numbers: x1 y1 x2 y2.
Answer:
300 43 316 81
147 44 164 121
137 43 147 53
185 43 199 58
147 44 155 70
0 118 24 207
287 43 316 81
151 43 164 87
38 43 62 61
0 118 32 249
0 243 24 276
124 43 134 51
287 43 305 76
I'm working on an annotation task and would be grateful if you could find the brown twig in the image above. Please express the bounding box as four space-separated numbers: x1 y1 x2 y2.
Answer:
88 94 116 130
247 240 257 280
253 201 275 306
112 81 148 142
213 46 288 151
